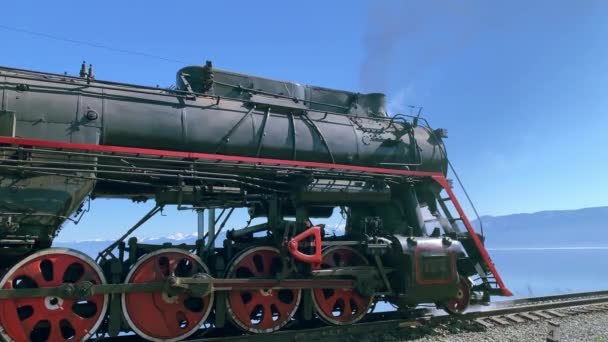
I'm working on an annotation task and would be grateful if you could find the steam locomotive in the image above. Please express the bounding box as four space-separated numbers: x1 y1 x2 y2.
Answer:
0 61 510 341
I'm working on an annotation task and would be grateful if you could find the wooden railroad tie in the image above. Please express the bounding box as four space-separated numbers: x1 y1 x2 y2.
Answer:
474 318 494 328
545 310 567 317
486 316 511 326
517 312 541 321
504 314 526 323
533 311 554 319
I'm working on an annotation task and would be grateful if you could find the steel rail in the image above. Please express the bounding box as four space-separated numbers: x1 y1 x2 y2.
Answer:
492 289 608 308
92 289 608 342
456 293 608 323
92 310 428 342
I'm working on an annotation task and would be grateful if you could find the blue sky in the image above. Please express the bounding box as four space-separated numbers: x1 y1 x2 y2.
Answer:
1 1 607 241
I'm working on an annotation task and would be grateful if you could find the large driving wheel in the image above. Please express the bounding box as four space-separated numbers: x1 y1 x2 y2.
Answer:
0 248 108 342
122 248 214 341
225 246 301 333
311 246 374 325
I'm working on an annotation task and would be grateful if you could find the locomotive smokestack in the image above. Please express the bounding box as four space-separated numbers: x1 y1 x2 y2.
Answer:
79 61 87 78
88 64 95 80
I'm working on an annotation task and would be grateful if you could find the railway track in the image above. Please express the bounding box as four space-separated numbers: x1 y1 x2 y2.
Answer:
93 290 608 342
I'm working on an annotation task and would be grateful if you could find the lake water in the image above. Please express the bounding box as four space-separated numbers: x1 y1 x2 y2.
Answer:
372 247 608 312
489 247 608 299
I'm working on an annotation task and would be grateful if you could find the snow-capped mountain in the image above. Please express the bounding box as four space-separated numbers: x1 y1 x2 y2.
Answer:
55 222 347 258
54 233 202 258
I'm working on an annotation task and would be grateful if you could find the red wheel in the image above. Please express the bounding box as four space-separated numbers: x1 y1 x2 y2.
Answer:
225 246 301 333
443 276 471 315
0 248 108 342
122 249 214 342
312 246 374 325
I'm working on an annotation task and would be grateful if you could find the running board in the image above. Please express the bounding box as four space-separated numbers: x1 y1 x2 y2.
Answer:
0 136 512 297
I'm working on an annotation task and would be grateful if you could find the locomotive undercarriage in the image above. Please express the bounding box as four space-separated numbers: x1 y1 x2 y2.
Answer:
0 138 510 341
0 218 484 341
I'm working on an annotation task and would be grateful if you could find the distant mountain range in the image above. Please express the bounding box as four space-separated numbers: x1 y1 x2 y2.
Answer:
54 206 608 257
477 206 608 248
54 234 201 259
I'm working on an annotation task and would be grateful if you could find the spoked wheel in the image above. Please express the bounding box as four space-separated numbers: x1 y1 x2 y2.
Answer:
312 246 374 325
442 276 471 315
225 246 301 334
0 248 108 342
122 248 214 342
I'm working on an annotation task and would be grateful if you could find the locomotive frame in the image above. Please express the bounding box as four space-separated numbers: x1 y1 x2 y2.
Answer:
0 63 511 341
0 136 510 340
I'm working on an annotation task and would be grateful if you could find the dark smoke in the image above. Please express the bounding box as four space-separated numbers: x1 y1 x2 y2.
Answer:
359 2 414 93
358 1 482 94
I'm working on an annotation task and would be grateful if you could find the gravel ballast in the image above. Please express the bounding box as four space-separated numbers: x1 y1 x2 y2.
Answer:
411 310 608 342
